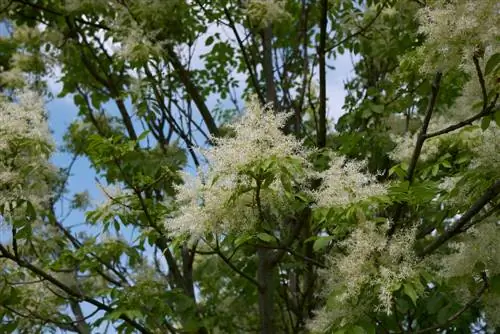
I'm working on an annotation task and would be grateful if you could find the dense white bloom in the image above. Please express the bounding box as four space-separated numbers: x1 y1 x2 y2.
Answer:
417 0 500 74
439 223 500 280
314 156 387 207
167 98 310 238
310 222 419 330
0 90 55 208
205 98 305 176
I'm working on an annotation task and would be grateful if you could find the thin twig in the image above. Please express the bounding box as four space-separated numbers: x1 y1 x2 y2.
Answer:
419 180 500 257
415 272 488 333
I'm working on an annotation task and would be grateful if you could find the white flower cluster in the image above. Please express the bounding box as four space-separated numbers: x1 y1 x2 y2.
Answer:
0 90 51 147
0 90 55 208
167 98 388 239
205 99 304 175
417 0 500 74
167 99 308 238
439 223 500 280
310 222 419 330
314 156 387 207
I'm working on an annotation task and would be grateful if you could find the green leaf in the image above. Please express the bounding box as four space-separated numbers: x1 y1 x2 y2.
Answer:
426 294 444 314
370 104 384 114
485 53 500 76
256 233 275 243
437 305 453 325
481 115 491 130
495 110 500 127
489 275 500 294
441 160 451 168
403 283 418 305
205 36 214 46
235 234 253 247
25 200 36 220
349 326 365 334
431 164 439 176
313 236 334 252
15 225 32 240
137 130 150 141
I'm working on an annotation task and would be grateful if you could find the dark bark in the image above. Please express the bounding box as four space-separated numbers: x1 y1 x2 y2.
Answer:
318 0 328 148
257 248 275 334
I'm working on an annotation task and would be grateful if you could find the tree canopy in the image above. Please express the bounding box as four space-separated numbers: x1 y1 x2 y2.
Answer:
0 0 499 333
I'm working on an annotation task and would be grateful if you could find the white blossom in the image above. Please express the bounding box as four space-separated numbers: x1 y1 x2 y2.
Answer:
166 98 311 238
416 0 500 74
0 90 55 208
314 156 387 207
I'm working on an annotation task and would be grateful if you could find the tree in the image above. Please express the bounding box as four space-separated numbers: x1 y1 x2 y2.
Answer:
0 0 499 333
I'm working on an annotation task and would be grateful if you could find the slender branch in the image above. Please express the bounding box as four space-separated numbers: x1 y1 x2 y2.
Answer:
419 180 500 257
424 104 495 139
0 245 152 334
317 0 328 148
424 56 499 140
473 55 488 110
415 273 488 333
406 72 442 183
205 238 261 288
324 3 385 53
223 7 265 105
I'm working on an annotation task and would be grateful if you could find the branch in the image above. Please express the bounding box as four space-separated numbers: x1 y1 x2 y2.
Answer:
424 104 496 139
415 272 488 333
223 7 265 105
206 238 261 288
419 180 500 257
317 0 328 148
424 56 499 140
406 72 442 183
473 55 488 110
0 245 152 334
325 3 385 53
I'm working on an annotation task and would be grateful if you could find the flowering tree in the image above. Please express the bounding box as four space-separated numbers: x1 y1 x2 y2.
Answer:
0 0 499 333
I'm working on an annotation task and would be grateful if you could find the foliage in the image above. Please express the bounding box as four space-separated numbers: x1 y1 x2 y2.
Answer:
0 0 499 333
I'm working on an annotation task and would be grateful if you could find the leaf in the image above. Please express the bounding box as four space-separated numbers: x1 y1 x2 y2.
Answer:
137 130 150 141
313 236 334 252
426 295 444 314
15 225 32 240
235 234 253 247
370 104 384 114
431 164 439 176
489 275 500 294
403 283 418 305
25 200 36 221
495 110 500 127
437 305 453 325
349 326 365 334
441 160 451 168
256 233 275 243
205 36 214 46
485 53 500 76
481 115 491 130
